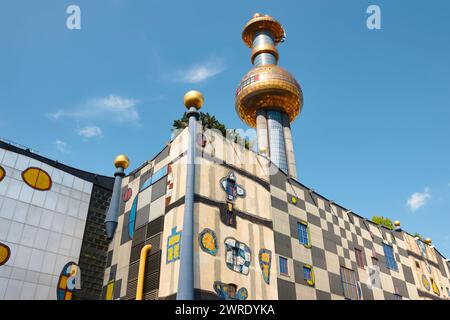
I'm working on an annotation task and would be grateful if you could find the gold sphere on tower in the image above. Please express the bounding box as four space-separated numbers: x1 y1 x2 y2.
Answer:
394 220 401 227
425 238 432 245
235 64 303 127
184 90 204 110
114 154 129 169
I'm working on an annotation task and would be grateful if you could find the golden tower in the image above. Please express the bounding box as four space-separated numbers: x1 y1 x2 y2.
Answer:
235 13 303 178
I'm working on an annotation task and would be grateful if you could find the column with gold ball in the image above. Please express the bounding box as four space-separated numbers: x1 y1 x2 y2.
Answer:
105 154 129 239
177 90 204 300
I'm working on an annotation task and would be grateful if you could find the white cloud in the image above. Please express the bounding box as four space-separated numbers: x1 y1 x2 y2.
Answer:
406 187 431 211
176 57 227 83
55 140 70 153
48 94 140 125
77 126 103 138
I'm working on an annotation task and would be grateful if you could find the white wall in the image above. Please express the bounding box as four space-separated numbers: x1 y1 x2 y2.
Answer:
0 148 93 300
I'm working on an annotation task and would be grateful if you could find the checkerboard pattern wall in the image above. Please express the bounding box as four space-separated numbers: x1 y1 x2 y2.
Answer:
269 168 418 300
102 146 171 300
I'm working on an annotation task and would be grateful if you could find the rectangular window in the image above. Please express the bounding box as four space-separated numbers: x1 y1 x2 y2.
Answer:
340 266 359 300
297 222 310 246
383 243 398 270
303 266 311 280
371 256 378 267
355 248 365 268
393 287 402 300
279 256 288 275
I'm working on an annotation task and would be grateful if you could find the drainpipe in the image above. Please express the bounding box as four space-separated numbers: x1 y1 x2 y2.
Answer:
177 90 204 300
105 154 129 239
136 244 152 300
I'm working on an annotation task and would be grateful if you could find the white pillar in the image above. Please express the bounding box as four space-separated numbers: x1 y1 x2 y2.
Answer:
256 109 269 157
282 113 297 179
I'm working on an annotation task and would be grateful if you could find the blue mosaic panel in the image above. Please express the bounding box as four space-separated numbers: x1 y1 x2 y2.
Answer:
128 195 138 239
140 166 168 192
224 237 251 275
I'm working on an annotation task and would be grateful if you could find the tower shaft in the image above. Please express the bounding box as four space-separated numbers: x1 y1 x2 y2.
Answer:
252 28 297 177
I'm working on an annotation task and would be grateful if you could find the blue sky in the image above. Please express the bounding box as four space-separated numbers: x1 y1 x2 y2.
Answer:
1 1 449 257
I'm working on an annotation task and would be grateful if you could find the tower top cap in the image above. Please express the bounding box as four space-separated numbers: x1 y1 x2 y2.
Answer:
114 154 129 169
242 13 285 48
394 220 401 227
184 90 204 110
425 238 432 245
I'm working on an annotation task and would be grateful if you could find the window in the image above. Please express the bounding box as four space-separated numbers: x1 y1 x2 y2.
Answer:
355 248 365 268
393 287 402 300
340 266 359 300
383 243 398 271
393 293 402 300
21 167 52 191
297 222 310 247
415 261 420 269
303 265 315 286
371 256 379 267
279 256 288 275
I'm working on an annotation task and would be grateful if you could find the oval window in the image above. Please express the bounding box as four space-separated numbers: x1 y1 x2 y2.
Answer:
0 166 5 182
122 188 132 202
22 167 52 191
0 242 11 266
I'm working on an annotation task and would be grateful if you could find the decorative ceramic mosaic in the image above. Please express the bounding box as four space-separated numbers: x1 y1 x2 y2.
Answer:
122 188 132 202
422 274 431 291
258 249 271 284
165 164 173 206
167 227 182 263
220 171 246 203
0 242 11 266
57 262 81 300
224 237 251 275
199 228 218 256
21 167 52 191
128 195 138 239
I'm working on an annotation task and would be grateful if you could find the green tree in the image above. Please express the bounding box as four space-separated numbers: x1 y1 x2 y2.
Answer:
371 215 394 230
413 232 424 240
172 112 251 149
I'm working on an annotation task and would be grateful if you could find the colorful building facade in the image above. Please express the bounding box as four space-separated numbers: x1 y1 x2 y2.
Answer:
1 14 449 300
